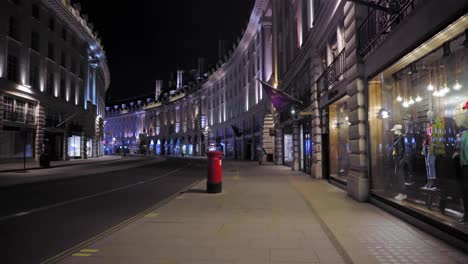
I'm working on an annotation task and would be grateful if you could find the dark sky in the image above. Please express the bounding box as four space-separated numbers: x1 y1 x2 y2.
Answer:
75 0 256 102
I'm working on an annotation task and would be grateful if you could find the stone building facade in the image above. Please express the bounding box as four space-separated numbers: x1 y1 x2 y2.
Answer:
105 0 468 246
0 0 109 162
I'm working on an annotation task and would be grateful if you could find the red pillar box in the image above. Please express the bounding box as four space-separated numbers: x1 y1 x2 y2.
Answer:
206 151 223 193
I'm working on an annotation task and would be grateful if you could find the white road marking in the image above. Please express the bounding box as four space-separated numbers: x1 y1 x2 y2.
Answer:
0 166 187 222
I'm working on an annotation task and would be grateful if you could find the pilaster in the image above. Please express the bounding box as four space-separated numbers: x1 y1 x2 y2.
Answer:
275 127 283 165
344 2 369 202
292 122 300 171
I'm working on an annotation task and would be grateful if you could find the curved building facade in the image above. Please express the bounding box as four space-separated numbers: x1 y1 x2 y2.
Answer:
105 0 274 161
0 0 109 161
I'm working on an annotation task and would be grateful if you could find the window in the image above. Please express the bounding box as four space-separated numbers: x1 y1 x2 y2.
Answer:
46 72 54 94
29 64 39 90
60 51 66 67
31 31 39 51
48 42 54 60
26 102 36 124
32 4 40 19
8 17 19 40
61 28 67 41
4 97 14 121
70 59 76 74
60 75 66 100
7 54 18 82
48 17 54 31
15 100 25 123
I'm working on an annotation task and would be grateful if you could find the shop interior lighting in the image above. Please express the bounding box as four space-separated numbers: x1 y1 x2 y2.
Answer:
379 109 390 119
415 95 423 102
454 80 462 90
402 100 410 108
408 96 415 105
397 95 403 102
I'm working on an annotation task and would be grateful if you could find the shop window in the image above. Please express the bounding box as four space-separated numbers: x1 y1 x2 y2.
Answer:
68 135 81 158
328 96 350 183
368 33 468 228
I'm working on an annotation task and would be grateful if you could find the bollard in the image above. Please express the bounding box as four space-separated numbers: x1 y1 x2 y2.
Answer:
206 151 223 193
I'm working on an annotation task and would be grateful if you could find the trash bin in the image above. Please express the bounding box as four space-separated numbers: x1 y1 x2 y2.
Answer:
206 150 223 193
39 153 50 168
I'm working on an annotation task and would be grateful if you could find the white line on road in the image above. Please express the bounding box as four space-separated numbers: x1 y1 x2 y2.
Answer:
0 166 188 222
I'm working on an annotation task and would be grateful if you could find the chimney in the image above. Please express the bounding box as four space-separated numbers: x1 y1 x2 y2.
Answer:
218 40 226 61
197 57 206 78
155 80 163 99
176 70 184 90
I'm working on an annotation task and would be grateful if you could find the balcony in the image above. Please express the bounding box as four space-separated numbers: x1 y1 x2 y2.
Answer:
317 49 346 97
357 0 418 58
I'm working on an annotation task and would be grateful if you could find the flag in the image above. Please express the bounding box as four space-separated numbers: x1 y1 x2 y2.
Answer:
258 80 303 112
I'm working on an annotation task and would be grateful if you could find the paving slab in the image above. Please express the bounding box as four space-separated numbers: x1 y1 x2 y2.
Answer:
57 161 468 264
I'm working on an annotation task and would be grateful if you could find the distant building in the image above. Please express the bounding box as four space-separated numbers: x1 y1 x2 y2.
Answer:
0 0 110 161
105 0 274 159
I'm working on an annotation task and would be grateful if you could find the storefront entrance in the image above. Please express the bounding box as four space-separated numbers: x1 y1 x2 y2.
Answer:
322 96 351 185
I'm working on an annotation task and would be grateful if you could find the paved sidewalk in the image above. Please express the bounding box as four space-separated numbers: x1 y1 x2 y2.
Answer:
57 162 468 264
0 155 122 173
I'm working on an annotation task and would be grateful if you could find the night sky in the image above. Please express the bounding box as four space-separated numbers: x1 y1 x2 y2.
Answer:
74 0 256 102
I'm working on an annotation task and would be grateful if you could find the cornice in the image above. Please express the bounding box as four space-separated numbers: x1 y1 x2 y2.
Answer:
42 0 110 90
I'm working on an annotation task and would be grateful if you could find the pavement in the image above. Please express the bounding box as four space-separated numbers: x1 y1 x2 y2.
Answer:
51 161 468 264
0 155 123 173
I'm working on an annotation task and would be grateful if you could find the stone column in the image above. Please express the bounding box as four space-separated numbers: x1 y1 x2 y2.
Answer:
81 132 87 159
275 127 283 165
344 2 369 202
35 104 45 161
311 58 323 179
63 128 68 160
292 122 300 171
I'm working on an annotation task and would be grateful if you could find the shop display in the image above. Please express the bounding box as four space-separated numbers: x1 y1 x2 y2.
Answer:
369 33 468 230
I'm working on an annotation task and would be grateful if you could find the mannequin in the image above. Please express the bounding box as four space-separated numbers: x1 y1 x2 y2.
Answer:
422 111 437 190
453 101 468 223
392 124 407 200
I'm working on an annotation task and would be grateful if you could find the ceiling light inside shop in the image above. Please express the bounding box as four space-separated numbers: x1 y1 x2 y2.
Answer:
427 83 434 91
397 95 403 102
415 96 423 102
454 81 462 90
408 97 415 105
402 101 410 108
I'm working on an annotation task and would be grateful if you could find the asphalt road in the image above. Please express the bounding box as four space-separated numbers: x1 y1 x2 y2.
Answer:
0 157 206 264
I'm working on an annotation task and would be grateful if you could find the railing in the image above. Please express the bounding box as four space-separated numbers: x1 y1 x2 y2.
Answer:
357 0 418 58
317 49 346 97
3 110 36 124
